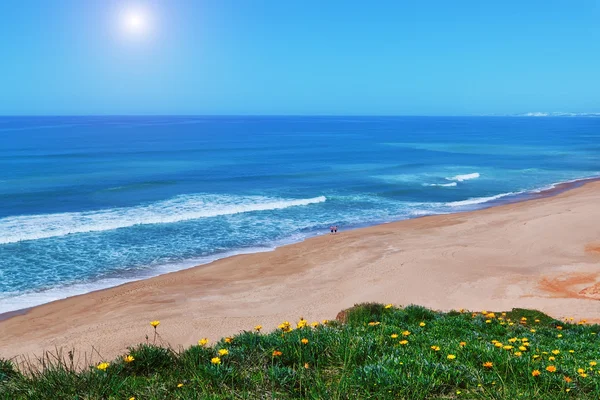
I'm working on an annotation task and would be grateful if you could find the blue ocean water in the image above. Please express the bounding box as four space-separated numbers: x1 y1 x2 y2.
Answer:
0 116 599 313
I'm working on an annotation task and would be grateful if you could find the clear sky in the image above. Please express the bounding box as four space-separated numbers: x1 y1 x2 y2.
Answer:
0 0 599 116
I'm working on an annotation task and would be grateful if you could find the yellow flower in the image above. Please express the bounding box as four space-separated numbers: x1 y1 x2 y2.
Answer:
557 334 563 338
402 330 411 336
384 304 393 309
272 350 283 357
551 350 560 355
535 319 540 323
297 318 308 328
483 361 493 369
322 319 328 324
254 325 262 332
580 373 588 378
218 349 229 356
521 317 527 321
198 338 208 346
123 355 134 363
150 320 160 328
459 341 466 347
590 361 597 367
549 356 556 361
514 352 522 357
486 312 496 319
530 329 536 333
96 362 110 371
532 370 541 377
519 346 527 351
211 357 221 365
447 354 456 360
485 320 491 324
431 345 440 351
129 397 135 400
419 322 426 327
546 365 557 373
494 342 503 348
399 340 408 345
533 355 541 359
566 389 571 393
568 350 574 353
368 321 380 326
508 337 517 343
304 362 309 369
310 321 319 328
224 337 233 344
301 338 309 345
177 383 184 388
503 345 513 350
278 321 291 331
577 368 585 374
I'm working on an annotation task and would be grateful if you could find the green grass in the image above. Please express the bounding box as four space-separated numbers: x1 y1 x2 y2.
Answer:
1 304 599 399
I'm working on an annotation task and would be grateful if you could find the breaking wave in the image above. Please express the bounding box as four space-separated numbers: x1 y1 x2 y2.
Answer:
0 194 327 244
446 172 480 182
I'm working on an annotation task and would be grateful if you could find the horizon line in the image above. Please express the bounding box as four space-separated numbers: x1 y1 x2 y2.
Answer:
1 113 598 118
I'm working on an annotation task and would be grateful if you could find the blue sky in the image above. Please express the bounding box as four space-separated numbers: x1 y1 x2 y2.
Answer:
0 1 599 115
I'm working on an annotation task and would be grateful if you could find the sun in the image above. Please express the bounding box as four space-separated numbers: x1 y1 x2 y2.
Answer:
120 7 150 37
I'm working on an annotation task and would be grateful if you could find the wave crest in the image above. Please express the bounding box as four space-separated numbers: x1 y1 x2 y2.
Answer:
446 172 480 182
423 182 457 187
0 194 327 244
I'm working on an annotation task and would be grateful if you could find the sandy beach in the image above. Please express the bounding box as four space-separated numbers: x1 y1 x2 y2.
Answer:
1 181 600 367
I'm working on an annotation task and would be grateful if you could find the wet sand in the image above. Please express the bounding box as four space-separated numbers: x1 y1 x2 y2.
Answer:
1 181 600 367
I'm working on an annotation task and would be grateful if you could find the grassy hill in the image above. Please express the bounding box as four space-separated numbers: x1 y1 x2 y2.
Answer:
1 304 599 399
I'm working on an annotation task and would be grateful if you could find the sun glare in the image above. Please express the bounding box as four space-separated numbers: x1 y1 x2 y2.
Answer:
120 7 151 38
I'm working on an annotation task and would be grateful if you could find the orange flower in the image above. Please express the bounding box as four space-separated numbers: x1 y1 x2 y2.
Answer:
483 361 493 369
301 338 309 345
272 350 283 357
532 370 541 377
546 365 557 373
564 376 572 383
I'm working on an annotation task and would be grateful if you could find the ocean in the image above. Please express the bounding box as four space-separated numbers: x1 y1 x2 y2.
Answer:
0 116 599 313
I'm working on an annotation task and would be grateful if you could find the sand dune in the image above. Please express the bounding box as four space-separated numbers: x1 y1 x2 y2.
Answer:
1 181 600 367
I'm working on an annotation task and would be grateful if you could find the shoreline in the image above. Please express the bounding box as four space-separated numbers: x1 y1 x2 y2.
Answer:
0 175 598 320
2 177 600 365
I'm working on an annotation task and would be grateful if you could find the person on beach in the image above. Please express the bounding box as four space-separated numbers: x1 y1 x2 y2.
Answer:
330 225 335 234
334 225 338 234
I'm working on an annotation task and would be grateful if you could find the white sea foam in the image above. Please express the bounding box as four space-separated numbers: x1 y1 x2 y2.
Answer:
446 172 480 182
446 192 518 207
0 194 327 244
423 182 457 187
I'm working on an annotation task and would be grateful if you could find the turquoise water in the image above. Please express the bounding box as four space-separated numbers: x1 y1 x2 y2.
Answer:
0 116 599 312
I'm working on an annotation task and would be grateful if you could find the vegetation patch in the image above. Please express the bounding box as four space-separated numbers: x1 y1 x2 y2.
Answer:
1 304 599 399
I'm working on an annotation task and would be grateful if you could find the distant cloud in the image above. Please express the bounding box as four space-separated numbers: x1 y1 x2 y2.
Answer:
518 112 600 117
523 112 549 117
